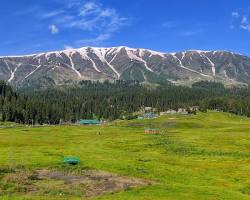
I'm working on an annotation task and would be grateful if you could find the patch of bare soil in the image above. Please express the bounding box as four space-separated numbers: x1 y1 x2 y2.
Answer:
0 169 152 198
37 169 152 197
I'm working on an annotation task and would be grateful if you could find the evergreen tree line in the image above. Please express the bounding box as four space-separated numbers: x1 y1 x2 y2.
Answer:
1 80 250 125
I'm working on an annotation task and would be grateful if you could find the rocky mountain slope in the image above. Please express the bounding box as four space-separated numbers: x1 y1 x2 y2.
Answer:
0 46 250 87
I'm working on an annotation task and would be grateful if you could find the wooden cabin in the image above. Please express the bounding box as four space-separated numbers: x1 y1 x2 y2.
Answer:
144 128 160 134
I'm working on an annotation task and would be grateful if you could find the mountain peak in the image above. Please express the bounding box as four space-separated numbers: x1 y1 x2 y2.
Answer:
0 46 244 59
0 47 249 87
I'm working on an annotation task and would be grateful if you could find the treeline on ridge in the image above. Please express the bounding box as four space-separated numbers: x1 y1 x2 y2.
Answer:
0 80 250 124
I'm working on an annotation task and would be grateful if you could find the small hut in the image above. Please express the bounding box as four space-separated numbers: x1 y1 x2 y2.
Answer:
143 112 158 119
144 128 160 134
63 156 80 165
79 119 101 125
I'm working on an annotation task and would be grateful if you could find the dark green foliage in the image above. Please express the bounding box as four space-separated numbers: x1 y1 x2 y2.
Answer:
121 67 145 82
1 80 250 125
192 80 225 91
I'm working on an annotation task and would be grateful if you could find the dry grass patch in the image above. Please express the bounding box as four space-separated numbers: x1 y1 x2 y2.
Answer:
0 169 152 198
37 169 152 197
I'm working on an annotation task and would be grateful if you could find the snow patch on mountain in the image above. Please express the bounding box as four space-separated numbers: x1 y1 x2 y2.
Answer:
202 54 216 77
0 46 249 86
25 65 41 79
65 52 82 78
125 48 154 72
92 48 120 78
78 48 101 73
8 63 21 82
172 54 211 78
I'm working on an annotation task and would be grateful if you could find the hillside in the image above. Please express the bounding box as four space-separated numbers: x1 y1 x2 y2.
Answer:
0 112 249 199
1 47 250 87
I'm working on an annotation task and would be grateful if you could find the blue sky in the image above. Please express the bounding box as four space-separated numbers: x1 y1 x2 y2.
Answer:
0 0 250 56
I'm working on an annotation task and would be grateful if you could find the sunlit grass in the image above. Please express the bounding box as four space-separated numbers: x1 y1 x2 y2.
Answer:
0 111 249 199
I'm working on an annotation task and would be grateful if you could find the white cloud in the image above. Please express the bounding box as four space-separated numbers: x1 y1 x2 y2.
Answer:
42 0 128 45
242 16 248 23
100 8 116 17
231 9 250 32
41 10 65 19
54 15 75 24
79 2 99 16
95 33 111 41
78 33 111 45
68 1 128 33
53 0 82 8
69 18 98 31
49 24 59 34
240 24 250 31
240 16 250 32
232 11 240 18
64 45 74 49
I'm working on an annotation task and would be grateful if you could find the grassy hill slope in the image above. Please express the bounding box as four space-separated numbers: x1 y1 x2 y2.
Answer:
0 111 249 199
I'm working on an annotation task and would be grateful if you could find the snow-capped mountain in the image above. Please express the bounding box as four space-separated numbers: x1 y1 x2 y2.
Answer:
0 46 250 87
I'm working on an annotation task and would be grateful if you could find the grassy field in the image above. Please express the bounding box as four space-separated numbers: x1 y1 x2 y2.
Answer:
0 111 250 200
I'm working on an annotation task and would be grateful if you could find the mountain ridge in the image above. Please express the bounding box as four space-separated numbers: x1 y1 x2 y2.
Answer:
0 46 250 87
0 47 245 59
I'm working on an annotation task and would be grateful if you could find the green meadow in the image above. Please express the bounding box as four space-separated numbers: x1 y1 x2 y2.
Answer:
0 111 250 200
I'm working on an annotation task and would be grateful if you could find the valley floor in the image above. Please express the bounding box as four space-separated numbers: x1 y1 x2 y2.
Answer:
0 111 250 200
